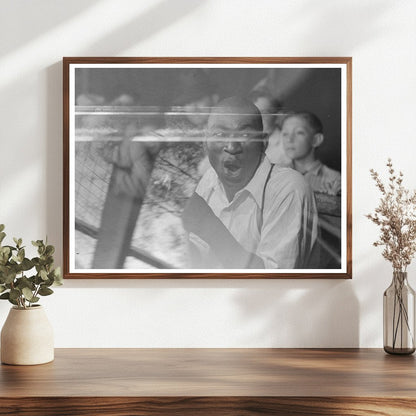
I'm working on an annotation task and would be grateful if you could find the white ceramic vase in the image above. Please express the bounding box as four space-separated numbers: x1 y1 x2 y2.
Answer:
1 305 54 365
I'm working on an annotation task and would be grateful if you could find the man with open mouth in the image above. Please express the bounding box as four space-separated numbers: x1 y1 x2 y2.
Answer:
182 96 319 270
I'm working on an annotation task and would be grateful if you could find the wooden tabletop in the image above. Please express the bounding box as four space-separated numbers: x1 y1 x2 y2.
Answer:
1 348 416 415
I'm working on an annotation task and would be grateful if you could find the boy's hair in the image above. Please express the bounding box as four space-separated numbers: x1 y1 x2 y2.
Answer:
282 111 323 134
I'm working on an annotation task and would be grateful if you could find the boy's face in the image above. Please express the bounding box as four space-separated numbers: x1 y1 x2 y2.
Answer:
206 103 264 193
281 116 317 161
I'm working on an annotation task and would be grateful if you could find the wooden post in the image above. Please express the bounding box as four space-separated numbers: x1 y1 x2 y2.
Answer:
92 141 160 269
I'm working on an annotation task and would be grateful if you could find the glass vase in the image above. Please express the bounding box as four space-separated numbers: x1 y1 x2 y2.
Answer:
383 271 415 355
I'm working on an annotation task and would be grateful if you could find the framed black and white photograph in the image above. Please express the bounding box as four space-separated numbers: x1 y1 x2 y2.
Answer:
63 57 352 279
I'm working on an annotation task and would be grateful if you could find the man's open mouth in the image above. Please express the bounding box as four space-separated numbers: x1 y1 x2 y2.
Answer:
223 160 242 176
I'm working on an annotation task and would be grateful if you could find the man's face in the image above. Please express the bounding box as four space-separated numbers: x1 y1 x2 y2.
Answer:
281 116 315 161
206 107 264 194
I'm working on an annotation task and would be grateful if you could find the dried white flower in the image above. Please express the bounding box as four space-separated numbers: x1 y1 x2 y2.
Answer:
366 159 416 272
367 159 416 272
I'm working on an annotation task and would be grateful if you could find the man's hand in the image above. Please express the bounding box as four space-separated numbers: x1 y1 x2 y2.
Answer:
182 192 264 269
182 192 217 240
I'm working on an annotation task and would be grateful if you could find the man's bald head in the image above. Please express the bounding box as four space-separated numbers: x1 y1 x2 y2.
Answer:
207 96 264 133
204 96 266 201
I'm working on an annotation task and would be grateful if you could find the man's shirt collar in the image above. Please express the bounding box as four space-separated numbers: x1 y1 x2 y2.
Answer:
208 155 273 208
291 159 323 176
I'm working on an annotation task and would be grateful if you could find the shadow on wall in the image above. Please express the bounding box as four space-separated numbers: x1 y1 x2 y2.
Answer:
0 0 101 56
233 280 359 348
1 0 203 56
0 302 11 329
354 245 406 348
293 0 393 52
45 0 204 263
80 0 204 56
46 63 63 262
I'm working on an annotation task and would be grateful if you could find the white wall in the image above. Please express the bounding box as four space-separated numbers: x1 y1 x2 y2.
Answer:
1 0 415 347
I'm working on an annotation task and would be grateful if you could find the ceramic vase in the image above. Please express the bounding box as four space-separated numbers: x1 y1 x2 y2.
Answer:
1 305 54 365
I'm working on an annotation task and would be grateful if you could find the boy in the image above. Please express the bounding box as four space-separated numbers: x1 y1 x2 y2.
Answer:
281 111 341 195
281 111 342 268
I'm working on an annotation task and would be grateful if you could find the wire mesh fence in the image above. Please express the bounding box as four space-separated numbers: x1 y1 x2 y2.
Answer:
74 108 204 270
75 140 113 269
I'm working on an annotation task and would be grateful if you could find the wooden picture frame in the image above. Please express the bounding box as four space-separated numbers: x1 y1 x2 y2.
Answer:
63 57 352 279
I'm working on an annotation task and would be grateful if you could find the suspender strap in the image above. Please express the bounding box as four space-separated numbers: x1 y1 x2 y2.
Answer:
258 163 274 231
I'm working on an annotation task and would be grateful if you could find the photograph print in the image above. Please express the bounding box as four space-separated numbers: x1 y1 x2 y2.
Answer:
63 57 352 278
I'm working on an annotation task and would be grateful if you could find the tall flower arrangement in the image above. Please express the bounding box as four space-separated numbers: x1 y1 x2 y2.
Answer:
366 159 416 272
367 159 416 353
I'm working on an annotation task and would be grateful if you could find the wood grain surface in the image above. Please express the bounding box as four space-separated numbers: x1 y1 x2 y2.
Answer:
1 348 415 415
1 397 416 416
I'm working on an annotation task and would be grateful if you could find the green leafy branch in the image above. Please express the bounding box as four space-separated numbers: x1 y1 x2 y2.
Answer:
0 224 62 309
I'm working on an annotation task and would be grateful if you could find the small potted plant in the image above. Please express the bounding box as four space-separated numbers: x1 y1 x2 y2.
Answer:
0 224 62 365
